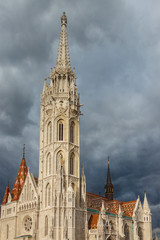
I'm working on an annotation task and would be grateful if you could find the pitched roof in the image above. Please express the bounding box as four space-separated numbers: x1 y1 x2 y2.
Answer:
87 192 136 218
2 184 11 205
11 157 28 201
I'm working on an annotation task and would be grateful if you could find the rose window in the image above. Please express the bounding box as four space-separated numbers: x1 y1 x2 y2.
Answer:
24 217 32 231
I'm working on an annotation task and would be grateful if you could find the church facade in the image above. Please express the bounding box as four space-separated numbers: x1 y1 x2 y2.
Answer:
0 13 153 240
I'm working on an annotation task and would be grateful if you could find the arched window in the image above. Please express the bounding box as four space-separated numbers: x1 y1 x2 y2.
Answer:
70 121 75 143
138 227 143 240
7 225 9 239
70 153 74 175
124 223 130 240
48 154 51 175
58 121 63 141
45 216 48 236
46 153 51 176
45 183 51 207
47 121 52 144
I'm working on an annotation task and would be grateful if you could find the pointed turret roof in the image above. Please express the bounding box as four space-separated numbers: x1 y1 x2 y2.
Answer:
42 78 47 94
56 12 71 71
153 232 158 240
143 191 150 211
2 184 11 204
11 145 28 201
106 157 112 185
105 157 113 200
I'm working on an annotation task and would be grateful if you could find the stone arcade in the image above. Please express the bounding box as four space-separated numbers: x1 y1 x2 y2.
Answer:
0 13 153 240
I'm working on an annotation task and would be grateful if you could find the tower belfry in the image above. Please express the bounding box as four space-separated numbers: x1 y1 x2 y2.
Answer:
38 12 86 240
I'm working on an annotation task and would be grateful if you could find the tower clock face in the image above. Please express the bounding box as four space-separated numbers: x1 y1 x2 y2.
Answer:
24 217 32 232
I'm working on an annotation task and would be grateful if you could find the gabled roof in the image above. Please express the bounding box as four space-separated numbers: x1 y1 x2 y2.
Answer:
2 184 11 205
11 157 28 201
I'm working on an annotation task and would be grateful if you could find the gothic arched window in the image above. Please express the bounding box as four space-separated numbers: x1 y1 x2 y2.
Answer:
46 153 51 176
45 216 48 236
70 153 74 175
70 121 75 143
45 183 51 207
58 120 63 141
124 223 130 240
138 227 143 240
47 121 52 144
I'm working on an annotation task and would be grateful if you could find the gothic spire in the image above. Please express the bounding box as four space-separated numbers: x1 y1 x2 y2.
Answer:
143 191 150 211
107 156 112 184
11 146 28 201
105 156 114 200
56 12 71 71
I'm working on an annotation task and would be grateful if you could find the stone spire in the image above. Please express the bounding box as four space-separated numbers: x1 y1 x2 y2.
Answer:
56 12 71 71
153 232 158 240
105 156 113 200
143 191 150 211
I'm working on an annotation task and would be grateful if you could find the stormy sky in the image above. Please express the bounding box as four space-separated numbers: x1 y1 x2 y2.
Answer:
0 0 160 237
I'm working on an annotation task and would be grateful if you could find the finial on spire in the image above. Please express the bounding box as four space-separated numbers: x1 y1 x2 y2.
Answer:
61 12 67 27
108 156 110 165
23 144 25 158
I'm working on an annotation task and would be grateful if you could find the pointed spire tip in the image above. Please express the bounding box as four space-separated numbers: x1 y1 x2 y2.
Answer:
23 144 25 159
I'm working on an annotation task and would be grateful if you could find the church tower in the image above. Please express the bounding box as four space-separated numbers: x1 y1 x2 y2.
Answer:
38 12 86 240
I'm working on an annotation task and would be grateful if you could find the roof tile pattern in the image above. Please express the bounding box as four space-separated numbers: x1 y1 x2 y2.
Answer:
2 185 11 205
11 157 28 201
87 192 136 219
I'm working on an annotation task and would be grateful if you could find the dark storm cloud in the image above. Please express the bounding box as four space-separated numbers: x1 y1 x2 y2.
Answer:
0 0 160 237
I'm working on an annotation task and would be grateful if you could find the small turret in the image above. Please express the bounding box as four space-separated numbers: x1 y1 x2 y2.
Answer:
142 192 152 240
143 191 150 212
2 183 11 205
42 78 47 94
105 156 113 200
153 232 158 240
80 163 86 204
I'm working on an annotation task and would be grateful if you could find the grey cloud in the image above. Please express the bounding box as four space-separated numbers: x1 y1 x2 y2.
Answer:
0 0 160 235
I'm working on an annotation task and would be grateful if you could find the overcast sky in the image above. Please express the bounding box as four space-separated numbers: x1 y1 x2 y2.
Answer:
0 0 160 237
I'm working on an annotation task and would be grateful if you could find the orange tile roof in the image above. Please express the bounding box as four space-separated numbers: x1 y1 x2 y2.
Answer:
87 192 136 218
88 214 99 229
11 157 28 201
2 185 11 205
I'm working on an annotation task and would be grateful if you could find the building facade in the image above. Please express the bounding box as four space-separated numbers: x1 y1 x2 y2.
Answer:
0 13 153 240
